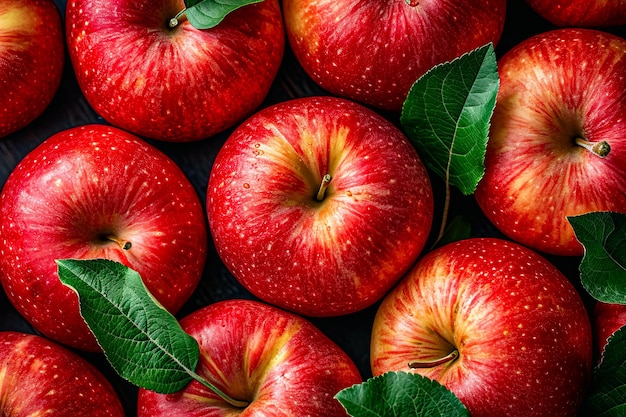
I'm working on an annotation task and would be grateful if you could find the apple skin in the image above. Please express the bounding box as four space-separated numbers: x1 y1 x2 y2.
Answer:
206 96 434 317
0 0 64 138
592 301 626 358
137 299 362 416
475 29 626 256
0 331 125 416
525 0 626 27
282 0 506 112
65 0 284 142
370 238 593 417
0 124 208 351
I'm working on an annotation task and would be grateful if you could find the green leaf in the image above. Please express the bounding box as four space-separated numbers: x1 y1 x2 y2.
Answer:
580 325 626 416
568 211 626 304
400 43 499 195
184 0 263 29
335 371 469 417
56 258 199 394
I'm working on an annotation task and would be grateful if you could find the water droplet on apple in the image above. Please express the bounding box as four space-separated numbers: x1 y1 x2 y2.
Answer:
243 183 250 189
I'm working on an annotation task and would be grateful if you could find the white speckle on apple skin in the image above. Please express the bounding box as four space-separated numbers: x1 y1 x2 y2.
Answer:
0 0 64 139
0 125 208 351
283 0 506 111
475 28 626 256
65 0 285 142
371 237 592 417
0 332 124 416
207 97 434 317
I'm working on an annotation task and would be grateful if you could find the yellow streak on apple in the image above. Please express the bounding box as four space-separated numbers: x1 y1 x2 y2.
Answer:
0 5 37 51
258 120 374 293
0 361 11 410
197 319 304 402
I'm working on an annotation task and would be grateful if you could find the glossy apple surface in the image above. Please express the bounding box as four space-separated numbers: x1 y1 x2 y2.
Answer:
283 0 506 112
475 29 626 256
65 0 284 142
593 301 626 358
371 238 593 417
0 0 64 138
138 299 362 416
525 0 626 27
0 331 125 416
0 124 207 350
207 96 433 317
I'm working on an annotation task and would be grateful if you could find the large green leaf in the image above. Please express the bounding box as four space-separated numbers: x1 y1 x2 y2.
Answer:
184 0 263 29
335 372 469 417
400 43 499 195
568 211 626 304
56 259 199 393
580 326 626 416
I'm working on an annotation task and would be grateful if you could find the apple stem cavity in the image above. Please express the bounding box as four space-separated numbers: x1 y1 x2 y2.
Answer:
575 137 611 158
406 0 420 6
168 8 187 28
105 234 132 250
407 349 459 369
316 173 332 201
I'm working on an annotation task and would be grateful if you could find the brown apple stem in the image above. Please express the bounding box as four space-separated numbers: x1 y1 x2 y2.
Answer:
316 174 332 201
408 349 459 369
575 137 611 158
168 8 187 28
105 235 132 251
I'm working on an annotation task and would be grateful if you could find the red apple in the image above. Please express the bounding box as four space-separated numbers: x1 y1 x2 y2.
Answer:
282 0 506 112
593 301 626 358
65 0 284 142
137 299 362 416
0 331 125 416
206 96 434 317
525 0 626 27
0 0 64 138
475 28 626 256
370 238 593 417
0 124 208 351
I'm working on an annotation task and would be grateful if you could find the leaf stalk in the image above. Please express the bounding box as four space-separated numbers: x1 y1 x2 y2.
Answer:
189 370 249 409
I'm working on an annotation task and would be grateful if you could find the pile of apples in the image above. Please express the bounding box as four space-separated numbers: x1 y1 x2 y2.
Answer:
1 0 625 416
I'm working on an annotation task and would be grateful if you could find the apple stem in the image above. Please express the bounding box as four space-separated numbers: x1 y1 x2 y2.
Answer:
169 8 187 28
408 349 459 369
575 137 611 158
316 174 332 201
105 235 132 251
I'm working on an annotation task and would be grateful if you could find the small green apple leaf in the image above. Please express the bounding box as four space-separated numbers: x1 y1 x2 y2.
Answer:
400 43 499 195
335 371 469 417
568 211 626 304
580 325 626 416
183 0 263 29
56 258 199 394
